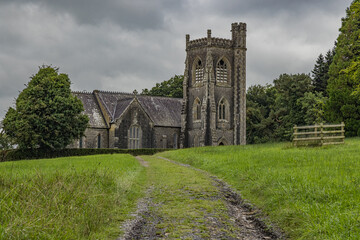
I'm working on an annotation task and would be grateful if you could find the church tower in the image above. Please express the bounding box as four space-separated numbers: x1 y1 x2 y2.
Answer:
180 22 247 148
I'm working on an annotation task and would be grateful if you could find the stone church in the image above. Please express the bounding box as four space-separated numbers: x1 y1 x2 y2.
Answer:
70 22 247 149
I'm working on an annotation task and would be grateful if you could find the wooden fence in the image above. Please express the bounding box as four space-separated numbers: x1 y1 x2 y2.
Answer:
293 122 345 146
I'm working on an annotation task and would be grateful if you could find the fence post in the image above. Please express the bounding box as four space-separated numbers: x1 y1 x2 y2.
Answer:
294 125 297 147
320 123 324 146
341 122 345 144
315 125 318 138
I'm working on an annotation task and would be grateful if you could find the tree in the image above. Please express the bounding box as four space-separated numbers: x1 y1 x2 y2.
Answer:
246 84 277 143
142 75 183 98
2 66 89 149
311 48 335 95
326 0 360 136
272 73 313 140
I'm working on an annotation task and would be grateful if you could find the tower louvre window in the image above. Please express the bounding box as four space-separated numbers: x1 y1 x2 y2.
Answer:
216 59 228 83
194 59 203 84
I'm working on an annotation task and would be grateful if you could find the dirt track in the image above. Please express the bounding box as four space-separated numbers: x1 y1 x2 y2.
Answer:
118 156 284 240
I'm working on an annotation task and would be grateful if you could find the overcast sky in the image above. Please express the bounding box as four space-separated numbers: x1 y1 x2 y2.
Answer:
0 0 353 120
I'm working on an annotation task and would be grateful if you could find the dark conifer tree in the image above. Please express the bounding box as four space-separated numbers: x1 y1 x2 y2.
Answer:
311 53 326 93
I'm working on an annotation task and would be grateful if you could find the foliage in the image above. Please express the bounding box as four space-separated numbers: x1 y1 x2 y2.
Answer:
246 84 277 143
0 131 13 150
142 74 183 98
247 74 313 143
0 148 170 162
297 91 327 125
159 138 360 239
0 154 146 239
326 0 360 136
2 66 89 149
311 48 335 95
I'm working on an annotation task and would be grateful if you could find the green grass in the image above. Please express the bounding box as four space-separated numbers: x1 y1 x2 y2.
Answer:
0 154 146 240
158 138 360 239
142 156 241 239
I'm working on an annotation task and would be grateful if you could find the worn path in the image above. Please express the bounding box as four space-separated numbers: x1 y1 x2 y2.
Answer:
119 156 283 239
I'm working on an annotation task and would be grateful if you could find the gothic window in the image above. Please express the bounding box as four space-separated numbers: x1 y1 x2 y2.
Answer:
97 134 101 148
193 98 201 121
128 125 141 149
79 137 83 148
193 58 203 85
218 98 229 121
216 58 229 84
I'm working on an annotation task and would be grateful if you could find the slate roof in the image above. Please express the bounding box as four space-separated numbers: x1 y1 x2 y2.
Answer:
75 90 182 128
72 92 107 128
96 91 133 120
137 96 182 127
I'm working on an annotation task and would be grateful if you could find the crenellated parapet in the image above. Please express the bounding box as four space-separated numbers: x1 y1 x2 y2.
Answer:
187 37 233 50
186 24 245 51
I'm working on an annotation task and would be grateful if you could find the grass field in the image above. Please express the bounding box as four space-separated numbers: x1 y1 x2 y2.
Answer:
0 154 146 239
158 138 360 239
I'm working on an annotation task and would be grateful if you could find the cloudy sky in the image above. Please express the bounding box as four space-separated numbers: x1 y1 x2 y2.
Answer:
0 0 353 119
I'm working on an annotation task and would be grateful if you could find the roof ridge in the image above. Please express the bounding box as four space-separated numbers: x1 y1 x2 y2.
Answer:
72 90 93 94
97 90 133 95
139 94 182 100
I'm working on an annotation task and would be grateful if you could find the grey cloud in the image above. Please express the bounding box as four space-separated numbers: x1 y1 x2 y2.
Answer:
1 0 183 30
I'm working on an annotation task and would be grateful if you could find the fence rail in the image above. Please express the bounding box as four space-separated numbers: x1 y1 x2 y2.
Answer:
293 122 345 146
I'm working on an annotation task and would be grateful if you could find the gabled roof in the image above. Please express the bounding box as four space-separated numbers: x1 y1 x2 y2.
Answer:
74 90 182 128
72 92 107 128
137 96 182 127
95 91 133 120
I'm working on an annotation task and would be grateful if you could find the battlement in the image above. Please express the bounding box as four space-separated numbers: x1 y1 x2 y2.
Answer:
231 22 247 32
186 22 246 50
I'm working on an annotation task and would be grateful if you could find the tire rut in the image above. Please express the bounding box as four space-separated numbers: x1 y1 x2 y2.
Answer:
158 156 285 239
119 156 285 239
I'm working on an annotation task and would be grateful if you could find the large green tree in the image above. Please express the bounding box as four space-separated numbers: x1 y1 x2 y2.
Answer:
326 0 360 136
3 66 89 149
142 75 183 98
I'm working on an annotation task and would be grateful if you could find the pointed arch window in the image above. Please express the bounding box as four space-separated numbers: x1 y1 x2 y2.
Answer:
193 98 202 121
216 58 229 84
218 98 229 121
194 58 204 84
128 125 141 149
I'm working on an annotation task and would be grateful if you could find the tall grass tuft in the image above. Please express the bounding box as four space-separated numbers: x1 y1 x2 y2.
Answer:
0 154 146 239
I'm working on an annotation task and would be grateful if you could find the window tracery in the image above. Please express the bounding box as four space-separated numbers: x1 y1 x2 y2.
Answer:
216 58 229 84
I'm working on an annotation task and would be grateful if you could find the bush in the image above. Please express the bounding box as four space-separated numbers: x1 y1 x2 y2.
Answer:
0 148 170 162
